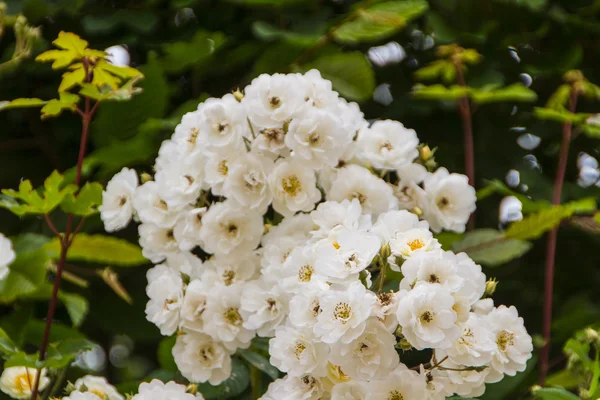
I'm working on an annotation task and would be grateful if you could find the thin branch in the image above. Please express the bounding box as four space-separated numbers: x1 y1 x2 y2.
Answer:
68 217 87 246
539 89 579 386
43 214 61 240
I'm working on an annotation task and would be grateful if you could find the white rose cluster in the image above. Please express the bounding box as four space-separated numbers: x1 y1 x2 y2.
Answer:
101 71 530 399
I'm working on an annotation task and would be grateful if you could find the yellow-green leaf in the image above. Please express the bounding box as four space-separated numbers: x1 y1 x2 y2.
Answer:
41 93 80 119
92 67 120 89
59 66 86 92
412 84 469 100
44 234 147 267
452 229 532 266
36 31 98 69
96 60 142 79
60 182 103 216
0 98 47 111
53 31 88 54
414 60 455 82
470 83 538 104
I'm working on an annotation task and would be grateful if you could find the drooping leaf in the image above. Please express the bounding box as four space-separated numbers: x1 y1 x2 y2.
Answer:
532 387 580 400
533 108 589 124
238 349 280 380
0 328 19 357
40 92 80 119
546 369 585 389
0 249 48 303
470 83 538 104
299 52 375 101
0 98 47 111
59 64 86 92
197 358 250 399
58 292 89 327
60 182 103 216
44 234 146 267
332 0 429 44
477 179 550 213
414 60 455 82
412 84 469 101
452 229 532 266
4 338 98 368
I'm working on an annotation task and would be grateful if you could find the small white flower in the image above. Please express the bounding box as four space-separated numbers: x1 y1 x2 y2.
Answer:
171 111 203 157
356 120 419 170
368 364 427 400
173 330 232 385
446 313 496 367
203 252 260 286
133 181 180 228
372 291 399 332
222 152 273 213
62 392 103 400
485 305 533 382
204 146 246 196
180 278 211 332
314 282 375 344
0 234 15 281
100 168 138 232
173 208 207 252
132 380 202 400
74 375 123 400
399 250 463 294
145 264 183 335
270 159 321 217
396 283 460 350
330 318 399 380
199 200 263 255
327 165 398 218
139 223 179 263
432 351 490 398
197 94 250 153
444 251 486 305
240 278 289 337
310 199 371 240
288 288 325 330
269 324 330 377
303 69 340 111
280 374 325 400
262 213 316 247
0 367 49 400
280 246 328 294
166 251 203 278
330 380 369 400
155 158 203 209
422 168 476 233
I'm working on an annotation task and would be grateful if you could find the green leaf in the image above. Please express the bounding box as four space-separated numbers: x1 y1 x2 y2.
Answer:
225 0 310 6
470 83 538 104
0 328 19 357
0 249 48 303
333 0 429 44
532 387 580 400
58 292 89 327
5 339 98 369
546 369 585 389
252 21 321 46
60 182 103 216
157 336 178 372
198 358 250 399
161 30 227 74
10 234 51 254
414 60 455 82
238 349 280 380
59 65 86 92
0 98 47 111
299 52 375 101
452 229 532 266
533 107 589 124
477 179 550 213
547 84 572 110
412 84 469 101
82 10 159 35
35 31 103 69
44 234 146 267
40 92 80 119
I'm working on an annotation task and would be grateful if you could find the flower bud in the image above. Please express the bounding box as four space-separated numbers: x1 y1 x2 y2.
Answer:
232 88 244 102
140 172 153 183
484 278 498 297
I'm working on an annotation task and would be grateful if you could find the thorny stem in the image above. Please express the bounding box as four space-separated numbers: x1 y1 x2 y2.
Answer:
454 61 475 230
31 58 97 400
539 89 579 386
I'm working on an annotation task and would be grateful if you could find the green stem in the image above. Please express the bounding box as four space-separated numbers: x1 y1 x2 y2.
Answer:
45 368 68 400
250 365 262 400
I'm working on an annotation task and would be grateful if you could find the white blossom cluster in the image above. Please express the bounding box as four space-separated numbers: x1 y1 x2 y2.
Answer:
100 71 531 399
0 233 16 281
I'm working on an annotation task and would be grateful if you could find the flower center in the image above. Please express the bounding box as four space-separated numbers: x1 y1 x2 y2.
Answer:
381 141 393 151
311 300 321 317
282 176 302 196
269 96 281 108
222 270 235 286
420 310 434 324
428 274 440 283
118 196 127 206
497 330 515 351
298 265 314 282
218 160 228 176
437 196 450 209
407 239 425 251
378 292 393 306
294 341 306 359
334 302 352 323
261 128 285 143
350 191 367 204
199 345 214 364
308 131 320 145
155 199 168 210
187 127 199 144
224 307 242 325
388 390 404 400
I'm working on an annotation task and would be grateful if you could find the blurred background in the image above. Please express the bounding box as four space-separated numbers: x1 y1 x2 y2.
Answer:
1 0 600 398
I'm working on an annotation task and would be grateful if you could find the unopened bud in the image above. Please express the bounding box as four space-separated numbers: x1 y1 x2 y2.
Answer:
420 145 433 161
232 88 244 102
484 278 498 297
411 206 423 217
584 327 599 344
140 172 153 183
186 383 197 395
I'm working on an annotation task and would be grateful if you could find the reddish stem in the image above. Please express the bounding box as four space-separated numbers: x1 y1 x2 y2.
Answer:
539 90 579 385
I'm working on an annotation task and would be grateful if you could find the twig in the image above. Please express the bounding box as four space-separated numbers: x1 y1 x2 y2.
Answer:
539 89 579 386
43 214 61 240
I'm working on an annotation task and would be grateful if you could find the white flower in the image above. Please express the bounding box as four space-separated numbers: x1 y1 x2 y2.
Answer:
485 305 533 382
202 283 255 351
0 234 15 281
100 168 138 232
444 251 486 305
197 94 250 153
173 208 207 252
133 181 181 228
472 298 494 316
223 152 273 213
262 213 316 247
269 324 330 377
241 279 288 337
422 168 476 233
286 110 350 168
446 313 496 367
302 69 340 111
171 111 203 157
280 246 328 294
203 252 260 286
330 380 369 400
314 226 381 284
356 120 419 170
279 374 325 400
166 251 203 278
180 278 211 332
270 159 321 217
62 392 103 400
259 378 286 400
74 375 123 400
243 73 308 129
370 209 426 243
132 380 202 400
0 367 49 400
368 364 427 400
139 223 179 263
173 330 232 385
330 318 399 380
155 157 203 209
199 200 263 255
310 199 371 239
399 250 463 294
314 282 375 344
432 351 490 398
327 165 398 218
372 291 399 332
204 146 245 196
393 164 428 211
288 288 324 330
145 264 183 335
396 283 460 350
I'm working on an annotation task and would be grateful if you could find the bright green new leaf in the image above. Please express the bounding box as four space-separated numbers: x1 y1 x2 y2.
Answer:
414 60 455 83
412 84 469 101
533 107 589 124
547 84 572 110
60 182 103 216
36 31 105 69
0 249 49 303
5 338 98 369
239 349 280 380
44 234 147 267
583 121 600 139
333 0 429 44
532 387 580 400
300 52 375 101
0 98 47 111
470 83 538 104
452 229 532 267
41 92 80 119
92 67 121 89
96 60 143 79
476 179 550 213
59 65 86 92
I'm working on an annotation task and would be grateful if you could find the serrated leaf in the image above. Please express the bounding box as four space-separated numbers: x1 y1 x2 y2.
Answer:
59 65 86 92
238 349 280 380
333 0 429 44
452 229 532 266
197 358 250 399
41 93 80 119
532 387 580 400
97 60 143 79
413 84 469 100
0 98 47 111
44 234 146 267
298 52 375 101
36 31 90 69
92 67 121 89
470 83 537 104
60 182 103 216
